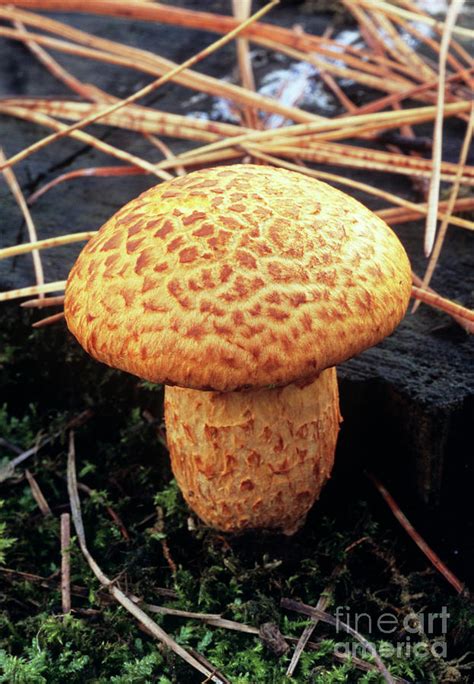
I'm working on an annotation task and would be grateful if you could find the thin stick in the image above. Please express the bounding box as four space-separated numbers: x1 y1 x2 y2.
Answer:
411 286 474 325
232 0 258 129
287 592 330 677
281 598 394 684
0 438 22 455
415 103 474 311
0 1 278 173
355 0 473 39
25 469 52 516
0 147 45 296
0 233 94 261
286 536 368 677
0 104 172 179
160 100 471 165
60 513 72 614
1 95 244 141
0 409 92 483
27 167 147 204
77 481 130 542
424 0 465 256
21 295 65 308
0 281 66 302
144 135 185 177
377 197 474 227
66 431 225 683
32 311 65 328
13 19 107 102
0 2 417 81
412 271 474 334
367 473 464 594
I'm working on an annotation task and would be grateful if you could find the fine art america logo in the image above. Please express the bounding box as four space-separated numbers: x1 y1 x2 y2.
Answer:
333 606 449 659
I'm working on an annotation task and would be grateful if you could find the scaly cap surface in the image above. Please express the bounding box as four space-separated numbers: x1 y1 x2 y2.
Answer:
65 165 412 391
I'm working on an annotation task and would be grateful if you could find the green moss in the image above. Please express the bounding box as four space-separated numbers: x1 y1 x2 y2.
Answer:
0 308 472 683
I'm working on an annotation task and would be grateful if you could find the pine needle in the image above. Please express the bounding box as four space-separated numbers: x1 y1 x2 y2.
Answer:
355 0 473 40
411 286 474 326
415 103 474 312
0 0 279 173
0 147 45 295
0 232 95 261
232 0 259 129
424 0 465 256
0 281 66 302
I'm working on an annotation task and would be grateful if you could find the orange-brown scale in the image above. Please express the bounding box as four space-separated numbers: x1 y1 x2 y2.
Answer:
165 368 341 533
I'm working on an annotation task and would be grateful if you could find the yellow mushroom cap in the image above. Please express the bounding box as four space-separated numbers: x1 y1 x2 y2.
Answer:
64 164 412 391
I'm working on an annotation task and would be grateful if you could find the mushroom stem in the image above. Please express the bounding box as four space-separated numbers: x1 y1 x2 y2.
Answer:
164 368 341 534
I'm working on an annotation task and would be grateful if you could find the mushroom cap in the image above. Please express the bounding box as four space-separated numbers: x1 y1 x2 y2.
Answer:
65 164 412 391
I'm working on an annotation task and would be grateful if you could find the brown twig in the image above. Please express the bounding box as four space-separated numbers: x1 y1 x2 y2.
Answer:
0 5 319 125
66 431 226 683
25 469 52 516
0 104 171 179
377 197 474 227
367 472 464 594
32 311 65 328
144 135 186 177
12 19 107 102
411 271 474 334
354 0 472 40
21 295 65 309
60 512 71 614
28 167 147 205
142 599 405 679
77 481 130 542
286 592 330 677
286 536 369 677
281 598 395 684
411 286 474 326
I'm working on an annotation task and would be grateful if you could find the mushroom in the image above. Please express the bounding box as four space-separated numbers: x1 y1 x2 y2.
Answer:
64 164 411 534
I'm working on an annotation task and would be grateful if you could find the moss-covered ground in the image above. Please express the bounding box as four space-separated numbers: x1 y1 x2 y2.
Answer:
0 305 472 683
